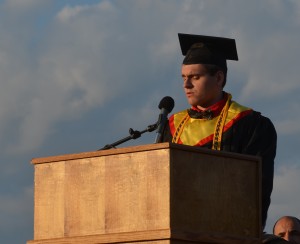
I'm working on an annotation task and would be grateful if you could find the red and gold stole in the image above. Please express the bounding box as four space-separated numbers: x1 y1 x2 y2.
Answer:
170 93 252 149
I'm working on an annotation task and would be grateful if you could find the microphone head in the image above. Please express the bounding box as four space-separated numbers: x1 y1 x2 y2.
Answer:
158 96 175 113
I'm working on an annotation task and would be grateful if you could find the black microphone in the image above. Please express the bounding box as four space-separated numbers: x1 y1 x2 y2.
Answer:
155 96 175 143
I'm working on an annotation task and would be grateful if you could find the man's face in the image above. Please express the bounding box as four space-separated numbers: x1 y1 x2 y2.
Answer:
181 64 223 109
274 217 300 244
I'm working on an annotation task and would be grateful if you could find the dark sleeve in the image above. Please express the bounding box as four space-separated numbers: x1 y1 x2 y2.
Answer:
241 112 277 228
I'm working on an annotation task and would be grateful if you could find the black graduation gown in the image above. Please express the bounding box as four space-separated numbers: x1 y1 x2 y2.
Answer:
162 110 277 228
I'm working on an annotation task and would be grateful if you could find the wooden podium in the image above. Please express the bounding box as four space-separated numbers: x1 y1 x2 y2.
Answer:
27 143 262 244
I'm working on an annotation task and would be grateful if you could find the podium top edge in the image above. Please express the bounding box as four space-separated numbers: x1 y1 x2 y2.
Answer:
31 143 169 164
31 142 261 165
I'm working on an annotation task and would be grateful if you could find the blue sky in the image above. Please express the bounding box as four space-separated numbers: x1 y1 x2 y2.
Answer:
0 0 300 243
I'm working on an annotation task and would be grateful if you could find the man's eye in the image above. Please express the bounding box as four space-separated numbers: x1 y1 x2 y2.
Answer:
193 75 200 79
291 231 300 236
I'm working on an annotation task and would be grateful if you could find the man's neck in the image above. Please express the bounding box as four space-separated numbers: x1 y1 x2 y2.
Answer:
196 92 224 111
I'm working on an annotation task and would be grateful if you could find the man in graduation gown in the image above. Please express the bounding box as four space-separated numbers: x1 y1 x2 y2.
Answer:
161 33 277 229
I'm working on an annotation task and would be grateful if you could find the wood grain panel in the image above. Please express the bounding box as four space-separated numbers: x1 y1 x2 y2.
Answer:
34 162 65 239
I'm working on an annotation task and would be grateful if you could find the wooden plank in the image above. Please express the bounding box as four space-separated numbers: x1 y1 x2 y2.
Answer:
31 143 170 164
102 149 170 234
31 143 260 165
64 157 106 236
34 162 65 239
27 229 260 244
27 229 171 244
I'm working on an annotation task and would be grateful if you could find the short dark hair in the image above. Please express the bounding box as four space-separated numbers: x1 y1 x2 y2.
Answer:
202 64 228 87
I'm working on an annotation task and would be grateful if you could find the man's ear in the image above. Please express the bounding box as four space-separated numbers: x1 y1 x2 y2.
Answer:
215 70 224 87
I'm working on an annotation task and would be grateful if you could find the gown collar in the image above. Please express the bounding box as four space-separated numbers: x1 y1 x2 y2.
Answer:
188 92 229 119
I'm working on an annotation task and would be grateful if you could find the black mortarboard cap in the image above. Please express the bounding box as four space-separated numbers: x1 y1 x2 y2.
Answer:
178 33 238 69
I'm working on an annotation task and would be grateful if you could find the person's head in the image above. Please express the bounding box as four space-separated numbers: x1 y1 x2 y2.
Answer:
181 63 224 109
273 216 300 244
178 33 237 109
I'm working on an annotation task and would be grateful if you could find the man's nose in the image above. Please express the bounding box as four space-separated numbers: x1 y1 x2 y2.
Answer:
183 78 192 88
284 232 290 241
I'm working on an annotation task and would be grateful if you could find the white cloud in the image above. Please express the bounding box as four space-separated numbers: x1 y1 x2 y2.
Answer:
56 1 116 23
1 0 300 154
0 1 185 153
56 5 90 22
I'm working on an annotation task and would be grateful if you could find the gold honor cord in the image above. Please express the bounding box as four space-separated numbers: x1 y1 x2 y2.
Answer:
172 112 190 143
172 94 232 150
212 93 232 150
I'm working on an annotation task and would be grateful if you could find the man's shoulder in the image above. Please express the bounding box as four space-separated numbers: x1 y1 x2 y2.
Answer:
230 100 273 122
228 100 277 136
229 100 252 113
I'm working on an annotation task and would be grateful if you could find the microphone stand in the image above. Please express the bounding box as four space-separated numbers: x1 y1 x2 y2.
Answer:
99 122 158 150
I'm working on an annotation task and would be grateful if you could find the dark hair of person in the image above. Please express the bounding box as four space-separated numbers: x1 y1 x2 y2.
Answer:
202 64 228 88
